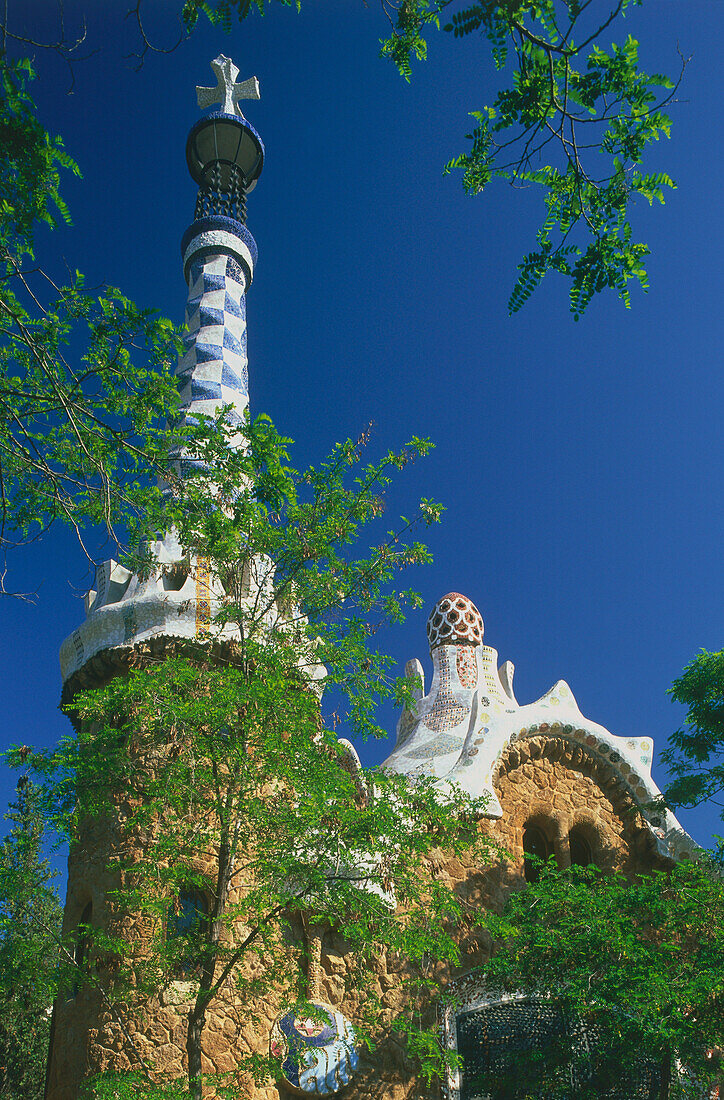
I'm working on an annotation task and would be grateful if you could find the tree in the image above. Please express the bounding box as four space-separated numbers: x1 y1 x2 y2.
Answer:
662 649 724 825
16 416 493 1099
380 0 683 317
181 0 683 317
0 52 183 593
0 777 63 1099
474 856 724 1099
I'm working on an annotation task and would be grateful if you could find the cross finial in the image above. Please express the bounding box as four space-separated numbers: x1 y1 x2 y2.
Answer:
196 55 260 117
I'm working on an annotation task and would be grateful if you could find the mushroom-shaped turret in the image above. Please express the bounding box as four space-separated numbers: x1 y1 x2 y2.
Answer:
427 592 484 650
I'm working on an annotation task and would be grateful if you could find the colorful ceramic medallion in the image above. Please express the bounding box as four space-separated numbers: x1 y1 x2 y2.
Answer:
270 1002 358 1096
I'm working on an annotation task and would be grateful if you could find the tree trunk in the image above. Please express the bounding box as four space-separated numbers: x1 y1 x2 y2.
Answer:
658 1050 671 1100
186 833 233 1099
187 1006 205 1100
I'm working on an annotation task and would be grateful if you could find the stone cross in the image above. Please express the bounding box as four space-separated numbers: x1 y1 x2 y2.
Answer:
196 54 260 117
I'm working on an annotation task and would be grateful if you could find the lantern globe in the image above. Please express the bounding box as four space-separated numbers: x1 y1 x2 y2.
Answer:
186 111 265 193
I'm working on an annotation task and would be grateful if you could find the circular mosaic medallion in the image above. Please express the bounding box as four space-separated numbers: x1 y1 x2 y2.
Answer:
426 592 484 651
270 1002 358 1096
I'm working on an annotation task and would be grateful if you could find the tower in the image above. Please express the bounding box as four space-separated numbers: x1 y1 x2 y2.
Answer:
47 56 270 1100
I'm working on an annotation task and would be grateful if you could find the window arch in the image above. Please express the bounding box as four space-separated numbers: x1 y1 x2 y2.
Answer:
523 819 600 879
523 823 553 884
167 886 209 977
568 825 595 869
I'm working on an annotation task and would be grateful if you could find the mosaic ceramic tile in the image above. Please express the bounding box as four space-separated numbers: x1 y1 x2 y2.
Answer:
195 556 212 636
175 254 250 431
405 733 464 759
427 592 484 650
270 1002 358 1096
436 647 452 688
456 646 478 688
422 690 469 733
122 605 137 643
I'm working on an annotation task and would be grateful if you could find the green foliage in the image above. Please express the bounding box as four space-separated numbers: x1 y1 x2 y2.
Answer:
662 648 724 820
478 857 724 1097
180 0 299 34
0 779 63 1099
15 418 491 1097
0 57 78 259
0 55 183 587
83 1073 194 1100
381 1 681 316
152 416 444 737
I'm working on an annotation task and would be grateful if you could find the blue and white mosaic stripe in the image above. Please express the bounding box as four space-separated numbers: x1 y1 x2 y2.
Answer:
176 252 250 429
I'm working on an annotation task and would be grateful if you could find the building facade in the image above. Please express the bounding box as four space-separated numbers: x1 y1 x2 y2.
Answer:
45 58 694 1100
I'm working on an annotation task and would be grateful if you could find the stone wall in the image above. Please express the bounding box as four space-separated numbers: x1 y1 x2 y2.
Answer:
46 734 667 1100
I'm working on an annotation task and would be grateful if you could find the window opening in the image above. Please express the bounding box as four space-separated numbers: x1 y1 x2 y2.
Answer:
523 825 552 884
168 887 209 977
162 562 190 592
568 827 594 869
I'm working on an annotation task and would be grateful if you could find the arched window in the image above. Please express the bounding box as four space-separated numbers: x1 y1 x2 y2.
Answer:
167 887 209 977
523 825 552 884
73 901 92 997
568 826 595 869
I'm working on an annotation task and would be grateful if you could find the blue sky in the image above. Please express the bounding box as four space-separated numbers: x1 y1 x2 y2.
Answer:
3 1 723 852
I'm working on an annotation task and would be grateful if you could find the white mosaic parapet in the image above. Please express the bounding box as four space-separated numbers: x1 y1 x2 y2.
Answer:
60 536 326 692
60 532 247 684
382 593 695 860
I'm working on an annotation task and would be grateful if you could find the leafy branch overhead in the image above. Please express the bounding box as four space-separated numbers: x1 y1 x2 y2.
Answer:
662 648 724 820
0 3 691 592
0 57 182 585
379 0 684 316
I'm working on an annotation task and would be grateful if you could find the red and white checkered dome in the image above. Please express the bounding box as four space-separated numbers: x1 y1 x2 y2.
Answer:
426 592 484 651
